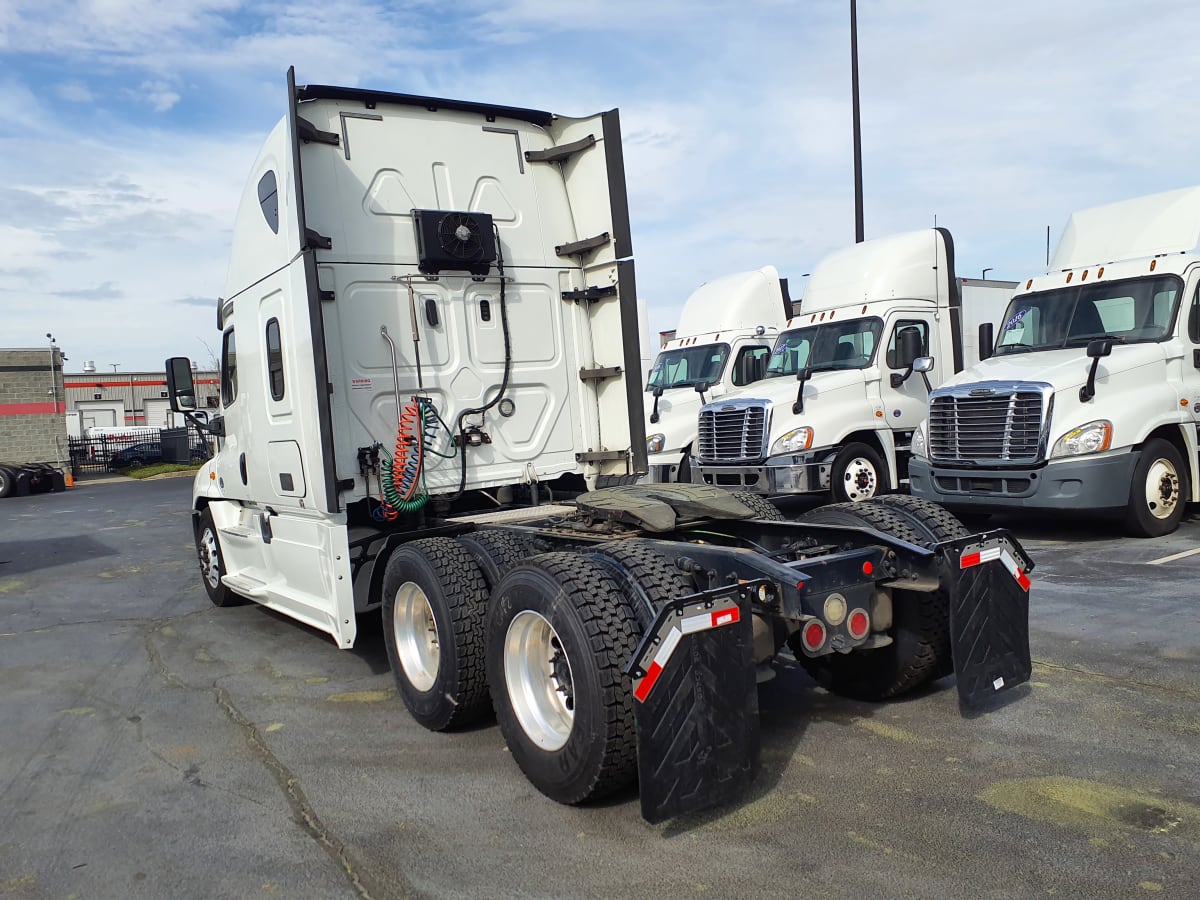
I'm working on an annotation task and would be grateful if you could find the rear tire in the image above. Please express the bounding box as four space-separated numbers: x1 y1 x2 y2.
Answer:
795 502 950 700
830 442 886 503
196 508 245 607
729 491 785 521
0 466 14 499
1125 439 1187 537
487 553 639 805
590 539 694 629
458 528 530 591
382 538 491 731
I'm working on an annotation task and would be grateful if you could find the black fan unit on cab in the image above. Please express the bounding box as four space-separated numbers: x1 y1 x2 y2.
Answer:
412 209 497 276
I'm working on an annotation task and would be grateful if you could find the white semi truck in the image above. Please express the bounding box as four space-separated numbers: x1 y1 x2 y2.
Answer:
643 266 791 483
692 229 1015 502
910 186 1200 537
165 69 1033 822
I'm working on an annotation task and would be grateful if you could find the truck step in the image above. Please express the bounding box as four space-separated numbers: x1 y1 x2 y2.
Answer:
219 524 259 539
221 572 270 599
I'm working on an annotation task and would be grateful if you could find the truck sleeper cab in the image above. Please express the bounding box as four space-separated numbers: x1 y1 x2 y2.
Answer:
168 71 1034 823
910 186 1200 537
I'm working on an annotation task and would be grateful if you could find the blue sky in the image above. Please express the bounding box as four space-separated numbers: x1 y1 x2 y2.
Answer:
4 0 1200 371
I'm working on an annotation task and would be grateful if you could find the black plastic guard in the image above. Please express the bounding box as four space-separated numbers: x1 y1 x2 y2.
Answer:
626 585 759 823
943 531 1033 709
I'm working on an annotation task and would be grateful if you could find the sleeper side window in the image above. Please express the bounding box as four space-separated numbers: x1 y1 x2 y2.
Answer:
221 328 238 405
266 318 285 401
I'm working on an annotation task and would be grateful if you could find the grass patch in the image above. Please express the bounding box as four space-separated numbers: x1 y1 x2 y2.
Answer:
121 463 203 479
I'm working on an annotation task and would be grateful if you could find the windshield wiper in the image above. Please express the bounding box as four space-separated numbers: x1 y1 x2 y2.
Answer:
1064 334 1125 348
996 343 1036 354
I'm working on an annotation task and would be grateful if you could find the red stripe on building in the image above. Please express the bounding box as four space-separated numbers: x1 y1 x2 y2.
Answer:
0 401 67 416
65 378 219 389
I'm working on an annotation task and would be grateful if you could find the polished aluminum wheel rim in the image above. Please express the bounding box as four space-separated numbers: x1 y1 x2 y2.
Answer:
504 610 574 751
394 582 440 692
199 526 221 589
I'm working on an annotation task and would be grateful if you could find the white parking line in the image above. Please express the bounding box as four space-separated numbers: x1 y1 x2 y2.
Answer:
1147 546 1200 565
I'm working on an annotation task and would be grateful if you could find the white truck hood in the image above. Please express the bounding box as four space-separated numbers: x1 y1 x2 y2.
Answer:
937 344 1169 394
717 370 869 437
647 388 708 452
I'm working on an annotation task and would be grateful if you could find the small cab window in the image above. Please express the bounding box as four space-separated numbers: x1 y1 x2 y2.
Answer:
266 318 285 401
886 320 930 368
730 345 772 387
258 170 279 234
1188 283 1200 343
221 329 238 405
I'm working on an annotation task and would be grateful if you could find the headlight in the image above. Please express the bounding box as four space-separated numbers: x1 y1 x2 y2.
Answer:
770 427 813 455
1051 420 1113 457
647 433 666 453
911 420 928 459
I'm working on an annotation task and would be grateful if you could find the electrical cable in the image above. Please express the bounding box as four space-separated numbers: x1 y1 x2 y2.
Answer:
449 224 511 501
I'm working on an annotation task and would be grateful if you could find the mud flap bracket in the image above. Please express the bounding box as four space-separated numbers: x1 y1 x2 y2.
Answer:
943 532 1033 709
626 582 760 823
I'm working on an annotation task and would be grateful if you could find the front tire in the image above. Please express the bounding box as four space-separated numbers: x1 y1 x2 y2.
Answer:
382 538 491 731
196 508 244 607
487 553 639 805
830 442 886 503
1125 439 1187 537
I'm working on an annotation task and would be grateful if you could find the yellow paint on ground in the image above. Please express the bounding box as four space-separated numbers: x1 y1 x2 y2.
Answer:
160 626 177 638
1139 882 1163 892
0 874 36 893
326 689 393 703
1030 681 1051 688
0 579 27 594
62 707 95 716
194 649 214 662
264 723 284 733
165 745 196 761
980 776 1199 839
98 566 143 579
854 718 934 747
304 676 330 684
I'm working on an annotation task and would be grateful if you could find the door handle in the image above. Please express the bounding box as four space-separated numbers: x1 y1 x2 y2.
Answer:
239 453 248 485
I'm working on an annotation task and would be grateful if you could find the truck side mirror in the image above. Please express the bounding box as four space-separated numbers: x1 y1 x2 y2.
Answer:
895 328 922 369
652 385 664 398
166 357 197 411
913 356 934 373
978 322 994 361
1080 339 1113 402
649 384 663 424
694 381 711 403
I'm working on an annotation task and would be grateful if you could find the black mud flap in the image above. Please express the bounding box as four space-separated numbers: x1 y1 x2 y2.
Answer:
942 531 1033 709
626 585 760 823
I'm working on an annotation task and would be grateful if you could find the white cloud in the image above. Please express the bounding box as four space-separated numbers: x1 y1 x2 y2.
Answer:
4 0 1200 362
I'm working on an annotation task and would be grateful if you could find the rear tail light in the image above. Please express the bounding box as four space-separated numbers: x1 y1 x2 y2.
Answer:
800 620 827 652
847 608 870 640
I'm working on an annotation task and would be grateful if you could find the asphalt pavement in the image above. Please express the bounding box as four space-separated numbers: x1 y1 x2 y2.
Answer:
1 479 1198 898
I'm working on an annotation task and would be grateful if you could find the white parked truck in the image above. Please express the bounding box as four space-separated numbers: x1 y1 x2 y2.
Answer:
166 69 1033 822
910 186 1200 537
643 266 791 483
692 229 1015 502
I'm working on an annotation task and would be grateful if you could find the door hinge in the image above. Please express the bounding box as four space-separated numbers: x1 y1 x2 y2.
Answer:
562 285 617 303
525 134 596 164
556 232 610 257
579 366 622 381
298 117 340 147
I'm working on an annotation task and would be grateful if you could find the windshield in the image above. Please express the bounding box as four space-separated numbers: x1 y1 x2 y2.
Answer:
646 343 730 390
765 318 883 377
995 275 1182 355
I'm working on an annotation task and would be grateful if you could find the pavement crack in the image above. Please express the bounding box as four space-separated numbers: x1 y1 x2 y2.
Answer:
1033 658 1200 701
143 623 406 899
212 687 390 900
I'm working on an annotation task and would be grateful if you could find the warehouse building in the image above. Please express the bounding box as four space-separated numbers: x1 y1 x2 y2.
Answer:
0 347 68 465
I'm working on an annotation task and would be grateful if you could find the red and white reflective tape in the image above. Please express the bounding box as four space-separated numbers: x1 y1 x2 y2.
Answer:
960 545 1030 592
633 605 740 703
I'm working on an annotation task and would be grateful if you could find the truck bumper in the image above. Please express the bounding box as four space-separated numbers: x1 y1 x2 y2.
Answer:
908 451 1138 511
642 450 686 484
692 452 828 495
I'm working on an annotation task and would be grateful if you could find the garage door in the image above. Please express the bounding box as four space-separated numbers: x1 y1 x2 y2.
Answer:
143 399 171 428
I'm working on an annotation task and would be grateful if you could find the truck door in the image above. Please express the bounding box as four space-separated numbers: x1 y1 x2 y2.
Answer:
880 317 933 429
1181 278 1200 495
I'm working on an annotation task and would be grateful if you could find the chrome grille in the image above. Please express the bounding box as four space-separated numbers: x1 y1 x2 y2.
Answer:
928 387 1046 464
698 404 767 463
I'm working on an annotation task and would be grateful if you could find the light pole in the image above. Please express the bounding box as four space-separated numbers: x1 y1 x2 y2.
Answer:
46 333 57 406
851 0 864 242
982 268 993 280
